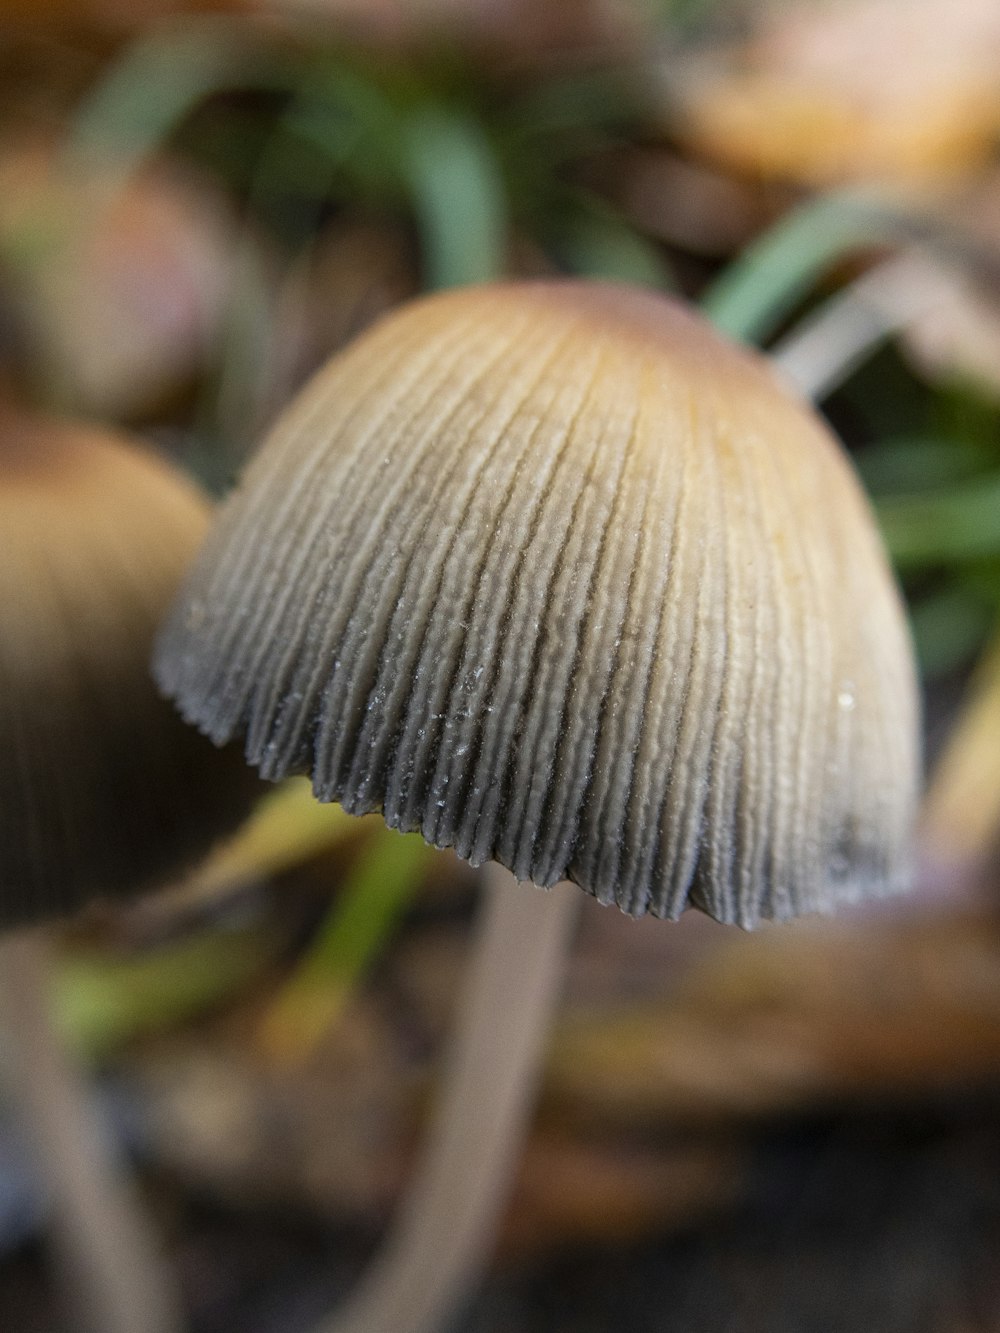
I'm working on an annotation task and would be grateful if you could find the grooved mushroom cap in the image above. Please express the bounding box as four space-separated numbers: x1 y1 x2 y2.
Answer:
1 412 255 928
156 281 919 928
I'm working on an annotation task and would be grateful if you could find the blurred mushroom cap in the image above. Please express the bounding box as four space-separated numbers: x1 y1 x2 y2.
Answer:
670 0 1000 186
0 139 238 419
156 280 919 928
1 410 255 927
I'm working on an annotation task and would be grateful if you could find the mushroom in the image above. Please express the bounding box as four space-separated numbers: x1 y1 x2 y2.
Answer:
0 406 256 1333
155 280 920 1333
669 0 1000 187
1 407 254 923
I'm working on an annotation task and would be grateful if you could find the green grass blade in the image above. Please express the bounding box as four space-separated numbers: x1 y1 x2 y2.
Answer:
876 471 1000 567
856 437 997 496
909 586 996 678
54 924 281 1063
259 830 434 1062
403 106 507 289
63 19 288 182
702 192 909 344
557 202 675 289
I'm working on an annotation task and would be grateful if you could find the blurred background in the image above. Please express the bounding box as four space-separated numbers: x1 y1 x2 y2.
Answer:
2 0 1000 1328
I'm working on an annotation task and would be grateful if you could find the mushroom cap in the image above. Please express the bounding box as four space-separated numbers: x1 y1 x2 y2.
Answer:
670 0 1000 187
156 281 919 928
0 139 238 419
1 412 254 927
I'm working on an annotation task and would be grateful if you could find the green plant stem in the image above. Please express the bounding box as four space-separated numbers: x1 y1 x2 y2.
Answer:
55 921 282 1063
259 830 433 1061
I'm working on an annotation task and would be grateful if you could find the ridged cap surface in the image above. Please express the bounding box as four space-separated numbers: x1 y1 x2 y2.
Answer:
156 281 919 927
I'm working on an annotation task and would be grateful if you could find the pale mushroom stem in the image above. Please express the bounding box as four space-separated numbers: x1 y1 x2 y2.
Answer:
318 867 580 1333
0 928 185 1333
770 251 952 401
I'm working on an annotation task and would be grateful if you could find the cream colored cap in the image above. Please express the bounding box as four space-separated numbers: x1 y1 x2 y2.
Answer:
157 281 919 927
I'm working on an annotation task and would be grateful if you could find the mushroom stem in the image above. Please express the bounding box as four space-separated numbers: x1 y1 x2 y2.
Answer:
319 868 580 1333
0 928 185 1333
770 251 953 400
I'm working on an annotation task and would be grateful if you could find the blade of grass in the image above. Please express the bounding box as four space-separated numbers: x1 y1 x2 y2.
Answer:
909 586 995 679
52 922 283 1064
875 470 1000 567
402 106 507 289
856 436 996 496
259 830 435 1064
503 70 638 144
556 201 675 289
770 252 954 399
177 779 362 904
49 785 366 1064
204 81 378 455
279 64 405 204
62 19 289 185
702 192 912 344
